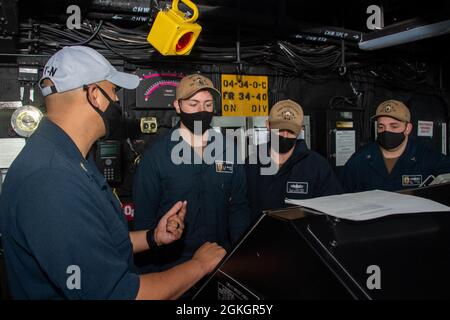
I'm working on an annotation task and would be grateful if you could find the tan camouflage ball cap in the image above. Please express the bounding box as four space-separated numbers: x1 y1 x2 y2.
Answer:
176 74 220 100
371 100 411 122
269 99 304 136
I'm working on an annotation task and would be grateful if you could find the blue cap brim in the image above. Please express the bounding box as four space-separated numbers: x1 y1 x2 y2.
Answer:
107 71 140 90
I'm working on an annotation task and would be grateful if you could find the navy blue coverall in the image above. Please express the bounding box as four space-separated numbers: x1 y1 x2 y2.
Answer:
133 125 251 271
340 139 450 192
0 119 139 299
245 140 343 222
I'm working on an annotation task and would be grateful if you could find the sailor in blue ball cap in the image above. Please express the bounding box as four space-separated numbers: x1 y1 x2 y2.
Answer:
0 46 225 300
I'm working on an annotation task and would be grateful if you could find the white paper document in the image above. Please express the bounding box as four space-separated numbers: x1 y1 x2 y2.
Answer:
285 190 450 221
0 138 26 169
335 130 355 167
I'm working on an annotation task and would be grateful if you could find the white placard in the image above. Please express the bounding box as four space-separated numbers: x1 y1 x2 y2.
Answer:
19 67 38 74
0 138 26 169
417 120 433 137
335 130 355 167
299 115 311 148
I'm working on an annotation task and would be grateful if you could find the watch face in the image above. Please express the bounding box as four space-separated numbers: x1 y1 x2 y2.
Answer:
11 105 44 137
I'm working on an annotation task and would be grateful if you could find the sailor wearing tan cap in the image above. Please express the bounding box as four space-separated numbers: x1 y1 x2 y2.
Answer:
341 100 450 192
133 74 251 275
246 99 343 222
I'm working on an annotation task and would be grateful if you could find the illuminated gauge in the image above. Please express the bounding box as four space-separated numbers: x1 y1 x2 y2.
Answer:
144 80 178 102
135 71 184 109
11 105 44 137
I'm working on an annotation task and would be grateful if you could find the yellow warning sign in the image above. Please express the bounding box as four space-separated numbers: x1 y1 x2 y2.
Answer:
221 74 268 116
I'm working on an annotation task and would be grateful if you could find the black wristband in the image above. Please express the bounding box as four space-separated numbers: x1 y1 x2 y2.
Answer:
146 229 158 249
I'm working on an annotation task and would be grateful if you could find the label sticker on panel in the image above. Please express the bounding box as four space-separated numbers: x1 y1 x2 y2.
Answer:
221 74 268 116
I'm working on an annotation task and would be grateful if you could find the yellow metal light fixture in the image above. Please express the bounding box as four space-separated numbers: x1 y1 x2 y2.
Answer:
147 0 202 56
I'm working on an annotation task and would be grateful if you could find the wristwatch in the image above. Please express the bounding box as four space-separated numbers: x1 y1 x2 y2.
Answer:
146 229 159 248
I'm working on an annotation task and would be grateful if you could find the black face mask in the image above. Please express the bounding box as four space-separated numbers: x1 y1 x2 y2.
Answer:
179 109 213 135
87 85 123 140
377 130 406 150
273 135 297 153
